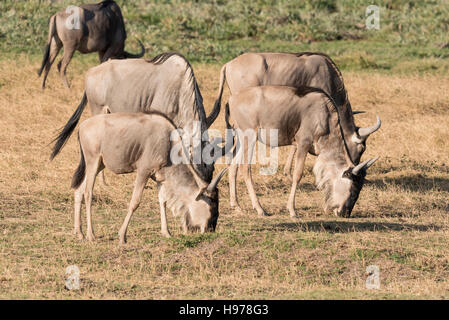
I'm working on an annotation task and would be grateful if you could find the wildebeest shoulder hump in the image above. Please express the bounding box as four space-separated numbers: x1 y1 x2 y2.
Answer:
146 52 190 66
98 0 116 9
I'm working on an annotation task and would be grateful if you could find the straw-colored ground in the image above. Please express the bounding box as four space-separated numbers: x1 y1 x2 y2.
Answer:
0 55 448 299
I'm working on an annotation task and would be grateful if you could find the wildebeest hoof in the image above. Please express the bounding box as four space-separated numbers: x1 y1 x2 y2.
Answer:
232 206 245 216
288 209 298 218
118 231 127 244
161 232 171 238
74 229 85 240
334 209 351 218
119 237 127 245
258 210 271 217
87 233 96 242
76 233 85 241
283 172 293 180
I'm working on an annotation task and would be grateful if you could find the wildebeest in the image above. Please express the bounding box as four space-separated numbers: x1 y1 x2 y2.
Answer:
209 52 381 175
51 52 224 181
38 0 145 89
72 112 228 244
226 85 378 218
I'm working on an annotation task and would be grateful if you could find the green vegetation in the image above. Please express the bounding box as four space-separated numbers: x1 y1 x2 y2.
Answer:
0 0 449 73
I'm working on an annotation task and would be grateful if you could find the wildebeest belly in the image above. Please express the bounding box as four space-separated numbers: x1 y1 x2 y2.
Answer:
257 126 296 147
255 107 302 147
100 136 143 174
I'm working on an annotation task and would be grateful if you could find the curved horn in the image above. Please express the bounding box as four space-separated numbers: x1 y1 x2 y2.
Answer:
206 168 228 193
178 134 208 190
352 110 366 115
351 157 379 176
358 115 381 138
124 40 145 59
364 156 379 169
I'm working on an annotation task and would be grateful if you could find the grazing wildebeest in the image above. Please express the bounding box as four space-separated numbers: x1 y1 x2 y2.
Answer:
72 112 228 244
208 52 381 175
38 0 145 89
226 85 379 218
51 52 222 181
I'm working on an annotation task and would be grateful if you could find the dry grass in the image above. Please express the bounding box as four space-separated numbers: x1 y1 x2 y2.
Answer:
0 55 448 299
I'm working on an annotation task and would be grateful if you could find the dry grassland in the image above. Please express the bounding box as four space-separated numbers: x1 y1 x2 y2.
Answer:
0 55 448 299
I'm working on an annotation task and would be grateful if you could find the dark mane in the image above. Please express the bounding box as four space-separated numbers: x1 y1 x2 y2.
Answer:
147 52 187 66
146 51 206 128
295 86 353 165
295 85 326 97
294 86 336 112
143 110 178 129
294 52 342 77
98 0 116 9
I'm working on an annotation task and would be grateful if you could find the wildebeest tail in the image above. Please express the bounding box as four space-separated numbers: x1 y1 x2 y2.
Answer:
38 15 56 77
206 64 226 128
224 101 238 156
71 134 86 189
123 40 145 59
50 92 88 160
225 102 231 130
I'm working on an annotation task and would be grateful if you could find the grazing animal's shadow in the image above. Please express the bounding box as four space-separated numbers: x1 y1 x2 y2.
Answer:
255 220 443 233
368 174 449 192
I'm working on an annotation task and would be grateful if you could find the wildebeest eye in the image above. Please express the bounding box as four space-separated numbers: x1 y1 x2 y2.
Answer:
342 169 353 179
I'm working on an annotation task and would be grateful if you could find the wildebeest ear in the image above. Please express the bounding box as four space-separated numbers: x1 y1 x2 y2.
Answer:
195 187 207 201
102 106 111 114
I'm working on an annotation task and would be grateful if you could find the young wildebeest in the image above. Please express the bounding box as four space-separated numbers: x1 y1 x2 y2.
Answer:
38 0 145 89
72 112 228 244
226 86 378 218
51 52 218 183
209 52 381 175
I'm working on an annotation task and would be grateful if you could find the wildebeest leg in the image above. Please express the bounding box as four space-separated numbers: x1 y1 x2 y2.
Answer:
73 177 86 240
228 162 244 215
99 45 120 63
98 51 106 63
240 138 269 217
118 171 149 245
283 146 296 179
97 106 111 186
41 38 62 89
158 195 171 238
84 157 103 242
99 170 108 186
58 44 76 88
287 143 310 217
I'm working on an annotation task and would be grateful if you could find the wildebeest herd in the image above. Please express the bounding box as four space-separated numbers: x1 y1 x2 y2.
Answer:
44 1 381 244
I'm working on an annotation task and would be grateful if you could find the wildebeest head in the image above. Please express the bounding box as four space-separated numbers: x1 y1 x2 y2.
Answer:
315 157 378 218
165 122 233 233
183 168 228 232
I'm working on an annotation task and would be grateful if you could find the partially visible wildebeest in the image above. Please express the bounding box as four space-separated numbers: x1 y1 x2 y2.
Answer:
226 85 378 218
72 111 228 244
51 52 225 181
38 0 145 89
209 52 381 175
